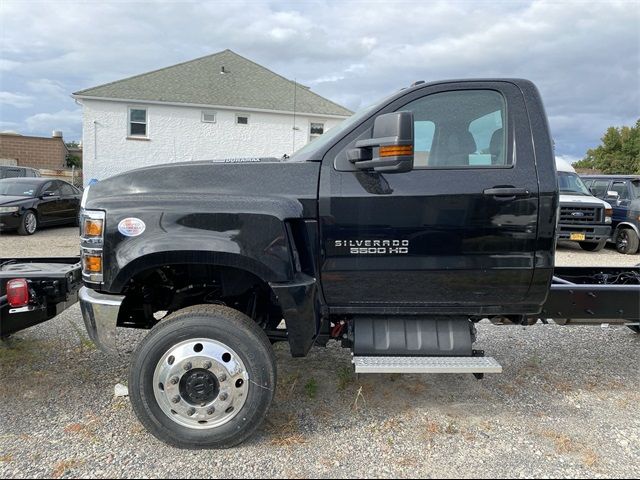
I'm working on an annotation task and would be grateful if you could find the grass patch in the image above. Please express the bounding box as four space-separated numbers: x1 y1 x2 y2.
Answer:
337 366 353 390
304 378 318 399
0 337 40 366
67 320 96 351
265 412 306 447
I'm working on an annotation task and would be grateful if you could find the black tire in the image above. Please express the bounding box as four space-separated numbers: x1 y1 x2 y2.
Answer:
129 304 276 449
578 240 606 252
615 228 639 255
17 210 37 235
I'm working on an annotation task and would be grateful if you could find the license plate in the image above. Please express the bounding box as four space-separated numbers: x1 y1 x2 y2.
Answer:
570 232 586 241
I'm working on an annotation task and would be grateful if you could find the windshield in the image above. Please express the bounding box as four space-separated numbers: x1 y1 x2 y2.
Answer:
288 91 402 161
0 180 40 196
288 105 376 161
558 171 592 196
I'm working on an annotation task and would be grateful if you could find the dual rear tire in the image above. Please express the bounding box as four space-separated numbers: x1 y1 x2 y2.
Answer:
129 305 276 449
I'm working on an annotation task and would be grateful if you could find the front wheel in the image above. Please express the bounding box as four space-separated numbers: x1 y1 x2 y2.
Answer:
17 210 37 235
578 240 606 252
129 304 276 449
615 229 639 255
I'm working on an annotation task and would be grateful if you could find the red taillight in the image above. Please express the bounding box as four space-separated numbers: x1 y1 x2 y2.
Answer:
6 278 29 307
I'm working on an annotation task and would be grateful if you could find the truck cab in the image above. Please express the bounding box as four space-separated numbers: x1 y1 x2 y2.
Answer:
555 158 612 251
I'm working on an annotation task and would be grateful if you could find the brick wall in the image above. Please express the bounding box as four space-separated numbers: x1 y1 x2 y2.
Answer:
0 134 69 170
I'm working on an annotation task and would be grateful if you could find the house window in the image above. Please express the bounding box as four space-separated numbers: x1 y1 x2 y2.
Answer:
310 122 324 141
202 111 217 123
236 114 249 125
129 108 147 137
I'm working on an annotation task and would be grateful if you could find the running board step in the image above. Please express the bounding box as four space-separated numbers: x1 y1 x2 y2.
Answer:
352 356 502 374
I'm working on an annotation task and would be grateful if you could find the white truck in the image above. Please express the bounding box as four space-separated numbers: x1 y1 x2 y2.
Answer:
556 158 612 251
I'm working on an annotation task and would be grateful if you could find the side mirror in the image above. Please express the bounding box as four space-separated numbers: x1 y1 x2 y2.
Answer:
605 191 620 203
347 111 414 173
42 191 56 198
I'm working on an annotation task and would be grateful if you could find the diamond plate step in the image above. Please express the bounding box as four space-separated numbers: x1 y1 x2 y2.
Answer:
352 356 502 374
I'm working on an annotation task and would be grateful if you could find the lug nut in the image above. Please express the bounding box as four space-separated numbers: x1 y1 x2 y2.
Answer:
171 395 180 404
187 407 196 416
169 376 179 385
218 374 227 382
207 407 215 415
203 361 212 369
219 392 228 401
183 362 192 371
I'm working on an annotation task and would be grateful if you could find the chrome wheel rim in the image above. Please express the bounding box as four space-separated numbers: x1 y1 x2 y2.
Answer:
617 232 628 250
153 338 249 430
25 212 36 233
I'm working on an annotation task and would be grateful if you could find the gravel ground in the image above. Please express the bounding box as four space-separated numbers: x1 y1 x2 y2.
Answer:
1 227 639 479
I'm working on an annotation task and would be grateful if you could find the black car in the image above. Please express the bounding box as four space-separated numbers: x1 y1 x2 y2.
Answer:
0 178 82 235
581 175 640 254
0 165 41 179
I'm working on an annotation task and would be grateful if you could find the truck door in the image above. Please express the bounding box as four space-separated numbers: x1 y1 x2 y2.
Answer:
37 181 63 225
319 82 540 310
609 180 631 225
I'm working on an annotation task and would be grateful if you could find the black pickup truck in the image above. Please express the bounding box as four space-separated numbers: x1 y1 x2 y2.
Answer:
2 79 639 449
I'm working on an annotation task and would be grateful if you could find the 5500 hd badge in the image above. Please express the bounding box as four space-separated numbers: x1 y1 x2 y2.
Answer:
334 239 409 255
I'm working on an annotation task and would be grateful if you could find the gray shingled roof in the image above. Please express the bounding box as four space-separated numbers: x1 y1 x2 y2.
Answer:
73 50 352 117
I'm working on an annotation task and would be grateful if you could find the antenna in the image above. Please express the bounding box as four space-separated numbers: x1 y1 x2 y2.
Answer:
292 79 297 152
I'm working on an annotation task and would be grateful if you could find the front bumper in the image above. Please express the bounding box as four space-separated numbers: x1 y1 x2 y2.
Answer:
79 286 124 355
557 224 611 243
0 212 21 230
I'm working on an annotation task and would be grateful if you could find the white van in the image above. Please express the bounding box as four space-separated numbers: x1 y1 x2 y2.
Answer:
556 158 612 251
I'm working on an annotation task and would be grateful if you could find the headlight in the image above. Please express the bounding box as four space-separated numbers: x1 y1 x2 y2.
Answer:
605 208 612 223
80 210 105 243
0 206 19 213
80 209 105 283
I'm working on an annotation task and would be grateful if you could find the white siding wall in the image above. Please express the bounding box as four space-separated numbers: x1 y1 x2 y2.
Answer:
81 99 345 183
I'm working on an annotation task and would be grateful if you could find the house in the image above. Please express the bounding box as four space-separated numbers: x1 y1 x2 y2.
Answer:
0 131 69 170
72 50 353 184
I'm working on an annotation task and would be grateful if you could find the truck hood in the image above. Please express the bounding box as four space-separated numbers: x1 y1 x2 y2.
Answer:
559 193 611 208
84 158 320 217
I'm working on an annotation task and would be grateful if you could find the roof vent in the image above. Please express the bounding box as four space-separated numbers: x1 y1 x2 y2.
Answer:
411 80 426 87
52 130 63 138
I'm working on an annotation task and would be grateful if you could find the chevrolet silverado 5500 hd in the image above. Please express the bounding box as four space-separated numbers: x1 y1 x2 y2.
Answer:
2 79 639 449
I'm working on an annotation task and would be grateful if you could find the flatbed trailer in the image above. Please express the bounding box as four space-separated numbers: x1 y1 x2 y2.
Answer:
540 266 640 330
0 257 81 336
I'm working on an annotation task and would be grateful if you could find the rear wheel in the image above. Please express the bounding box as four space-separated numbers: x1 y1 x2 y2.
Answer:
129 304 276 449
615 228 639 255
578 240 606 252
17 210 37 235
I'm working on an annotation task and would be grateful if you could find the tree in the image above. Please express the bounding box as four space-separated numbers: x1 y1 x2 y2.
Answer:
65 141 80 149
574 120 640 174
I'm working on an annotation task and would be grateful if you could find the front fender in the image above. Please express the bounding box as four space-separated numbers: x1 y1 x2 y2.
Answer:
101 208 297 293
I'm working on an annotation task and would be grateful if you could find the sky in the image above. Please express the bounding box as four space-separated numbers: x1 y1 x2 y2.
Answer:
0 0 638 162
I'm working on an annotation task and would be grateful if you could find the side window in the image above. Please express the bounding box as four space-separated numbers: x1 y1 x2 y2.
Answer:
590 180 610 197
611 181 629 200
402 90 507 168
60 183 76 195
582 179 594 188
129 107 148 137
414 121 435 167
40 181 53 195
4 168 21 178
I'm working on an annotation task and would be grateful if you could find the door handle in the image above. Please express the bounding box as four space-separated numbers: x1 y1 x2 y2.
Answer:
483 187 530 197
